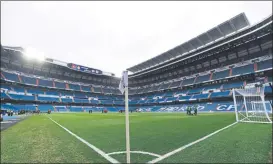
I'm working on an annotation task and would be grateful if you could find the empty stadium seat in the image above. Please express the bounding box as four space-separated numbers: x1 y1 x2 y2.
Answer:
39 79 53 87
212 70 229 80
257 59 272 71
45 91 60 96
38 104 54 111
21 76 36 85
2 72 19 82
232 64 254 76
222 81 244 90
38 96 59 102
55 81 66 89
74 98 89 103
1 92 10 99
9 93 35 101
187 88 203 94
210 91 231 98
27 88 44 94
12 86 25 93
192 93 209 99
69 84 81 91
61 98 73 103
182 78 195 86
195 74 210 83
81 85 91 92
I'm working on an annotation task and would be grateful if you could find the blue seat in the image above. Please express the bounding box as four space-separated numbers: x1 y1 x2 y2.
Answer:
9 93 35 101
21 76 36 85
222 82 244 90
0 84 12 90
232 64 254 76
69 84 81 91
165 97 177 102
55 81 66 89
1 92 10 99
13 86 25 93
62 98 73 103
81 85 91 92
27 88 44 94
74 98 89 103
210 91 231 98
178 95 191 101
38 104 54 112
195 74 210 83
188 88 203 94
39 79 53 87
203 84 222 91
2 71 19 82
182 78 195 86
257 59 272 71
212 70 229 80
46 91 60 96
38 96 59 102
192 93 209 99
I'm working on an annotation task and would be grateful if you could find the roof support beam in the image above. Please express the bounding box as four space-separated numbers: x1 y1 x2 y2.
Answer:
229 20 237 31
217 26 225 36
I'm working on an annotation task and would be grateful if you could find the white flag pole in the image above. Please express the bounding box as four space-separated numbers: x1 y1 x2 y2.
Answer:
125 82 131 163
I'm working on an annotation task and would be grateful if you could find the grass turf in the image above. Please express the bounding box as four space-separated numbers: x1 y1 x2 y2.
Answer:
1 112 272 163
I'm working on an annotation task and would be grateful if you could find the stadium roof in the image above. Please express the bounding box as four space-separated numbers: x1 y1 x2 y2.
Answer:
127 13 250 73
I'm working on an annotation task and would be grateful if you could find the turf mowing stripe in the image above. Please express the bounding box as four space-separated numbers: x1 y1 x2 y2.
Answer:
107 151 162 158
148 121 238 163
47 116 120 164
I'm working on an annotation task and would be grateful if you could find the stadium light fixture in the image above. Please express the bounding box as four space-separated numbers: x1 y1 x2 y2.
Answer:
23 47 45 61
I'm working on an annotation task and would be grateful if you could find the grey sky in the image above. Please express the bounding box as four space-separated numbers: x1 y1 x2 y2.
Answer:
1 1 272 77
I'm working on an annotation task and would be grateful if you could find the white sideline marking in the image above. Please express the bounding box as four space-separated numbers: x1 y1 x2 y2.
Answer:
148 122 238 163
107 151 162 158
47 116 119 163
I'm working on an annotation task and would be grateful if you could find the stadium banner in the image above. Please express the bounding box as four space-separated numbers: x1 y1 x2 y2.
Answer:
67 63 102 75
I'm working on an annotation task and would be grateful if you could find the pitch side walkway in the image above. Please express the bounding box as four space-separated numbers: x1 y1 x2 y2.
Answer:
1 115 29 131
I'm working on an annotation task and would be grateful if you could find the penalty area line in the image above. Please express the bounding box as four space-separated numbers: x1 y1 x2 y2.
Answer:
148 121 238 163
46 116 120 164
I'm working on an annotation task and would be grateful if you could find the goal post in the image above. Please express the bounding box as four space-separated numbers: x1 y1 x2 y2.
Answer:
232 86 272 124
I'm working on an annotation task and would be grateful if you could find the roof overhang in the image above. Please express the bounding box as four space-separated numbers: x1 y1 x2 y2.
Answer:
127 13 250 73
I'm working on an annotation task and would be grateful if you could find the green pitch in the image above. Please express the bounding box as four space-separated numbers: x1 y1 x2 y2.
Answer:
1 112 272 163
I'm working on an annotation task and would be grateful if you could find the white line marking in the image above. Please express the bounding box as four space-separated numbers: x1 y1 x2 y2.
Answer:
47 116 120 163
107 151 162 158
148 122 238 163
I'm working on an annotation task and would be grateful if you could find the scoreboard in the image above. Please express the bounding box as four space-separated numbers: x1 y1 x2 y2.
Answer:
67 63 103 75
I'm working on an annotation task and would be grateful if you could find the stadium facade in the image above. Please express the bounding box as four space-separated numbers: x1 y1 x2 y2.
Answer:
1 13 272 113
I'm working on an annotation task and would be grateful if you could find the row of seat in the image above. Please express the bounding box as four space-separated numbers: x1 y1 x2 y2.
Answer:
129 59 272 93
2 100 272 113
1 82 272 105
1 58 272 95
1 71 120 94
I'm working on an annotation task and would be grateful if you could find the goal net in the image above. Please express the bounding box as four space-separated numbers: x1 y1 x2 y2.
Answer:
232 86 272 124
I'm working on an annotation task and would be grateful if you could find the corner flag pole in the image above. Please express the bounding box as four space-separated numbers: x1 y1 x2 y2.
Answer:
125 85 131 163
119 71 130 163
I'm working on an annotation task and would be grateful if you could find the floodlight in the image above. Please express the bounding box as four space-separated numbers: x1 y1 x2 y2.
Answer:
23 47 45 61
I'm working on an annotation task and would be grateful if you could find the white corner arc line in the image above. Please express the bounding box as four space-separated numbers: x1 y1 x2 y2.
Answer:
107 151 162 158
47 116 119 164
148 122 238 163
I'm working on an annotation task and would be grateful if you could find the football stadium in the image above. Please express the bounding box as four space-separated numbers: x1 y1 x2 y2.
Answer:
1 3 273 164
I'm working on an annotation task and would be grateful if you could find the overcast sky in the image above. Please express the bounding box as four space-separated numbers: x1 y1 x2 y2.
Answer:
1 1 272 77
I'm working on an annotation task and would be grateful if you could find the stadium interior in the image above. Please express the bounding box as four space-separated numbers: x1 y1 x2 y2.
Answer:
1 13 272 114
